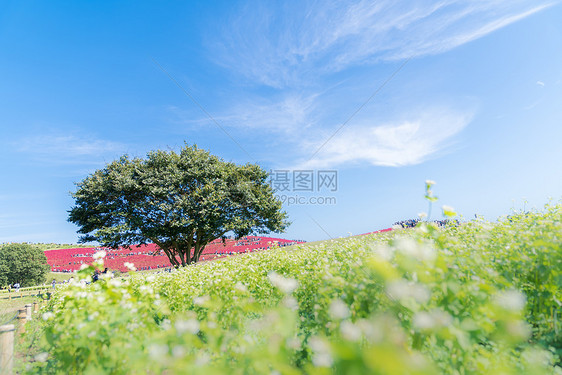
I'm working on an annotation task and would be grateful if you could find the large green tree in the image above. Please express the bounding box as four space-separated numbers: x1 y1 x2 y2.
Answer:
68 144 289 267
0 243 51 287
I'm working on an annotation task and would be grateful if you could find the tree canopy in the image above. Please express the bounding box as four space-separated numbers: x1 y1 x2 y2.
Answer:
0 243 51 287
68 144 289 267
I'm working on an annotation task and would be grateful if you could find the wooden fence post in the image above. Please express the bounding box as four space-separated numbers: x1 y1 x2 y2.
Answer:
25 304 33 321
34 302 39 312
16 309 26 335
0 324 15 375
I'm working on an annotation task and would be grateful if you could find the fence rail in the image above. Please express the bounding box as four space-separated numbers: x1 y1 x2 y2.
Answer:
0 286 51 301
0 297 50 375
0 312 18 328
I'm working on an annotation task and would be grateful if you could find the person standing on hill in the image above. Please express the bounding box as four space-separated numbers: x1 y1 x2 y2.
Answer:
52 279 56 289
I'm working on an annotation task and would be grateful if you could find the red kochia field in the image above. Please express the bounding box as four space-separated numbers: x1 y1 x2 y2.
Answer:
44 236 305 273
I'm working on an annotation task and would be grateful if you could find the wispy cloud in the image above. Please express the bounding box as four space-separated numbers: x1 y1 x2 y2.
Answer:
168 93 319 134
227 94 319 133
185 0 554 169
213 0 555 88
293 107 474 169
15 132 127 167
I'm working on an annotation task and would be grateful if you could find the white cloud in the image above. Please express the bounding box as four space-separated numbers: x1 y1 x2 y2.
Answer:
167 92 323 137
187 0 554 168
18 134 122 156
219 94 319 133
16 133 126 166
293 108 473 169
213 0 555 88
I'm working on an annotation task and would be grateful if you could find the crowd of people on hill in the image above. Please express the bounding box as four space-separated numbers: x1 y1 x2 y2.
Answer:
393 218 420 228
234 237 263 246
71 249 160 259
393 218 459 228
433 219 458 227
51 268 75 273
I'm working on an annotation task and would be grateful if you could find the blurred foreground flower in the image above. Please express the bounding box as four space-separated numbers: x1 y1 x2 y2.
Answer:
442 205 457 217
93 250 107 260
268 272 298 294
124 262 136 271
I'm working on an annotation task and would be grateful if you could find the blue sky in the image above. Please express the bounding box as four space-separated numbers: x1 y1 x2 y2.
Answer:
1 0 561 243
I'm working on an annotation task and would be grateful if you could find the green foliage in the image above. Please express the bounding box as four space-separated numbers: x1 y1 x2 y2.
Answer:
3 243 92 251
21 203 562 374
0 243 51 287
48 272 75 284
68 144 289 267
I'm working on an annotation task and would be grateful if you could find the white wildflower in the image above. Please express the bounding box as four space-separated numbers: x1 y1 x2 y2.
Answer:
442 205 456 217
92 250 106 260
418 212 428 219
109 279 122 287
356 319 383 343
268 272 298 294
87 331 97 338
309 337 330 353
34 352 48 362
432 309 453 327
386 280 431 304
413 309 452 331
139 285 153 294
77 291 89 299
310 336 333 366
395 238 436 262
496 290 526 311
283 296 299 310
413 312 435 330
195 352 210 366
286 337 301 350
372 244 394 261
312 353 333 367
176 319 200 335
506 321 531 339
234 282 248 292
124 262 136 271
148 344 168 360
329 299 350 320
42 312 54 321
171 345 186 358
193 296 209 306
160 319 171 330
88 311 99 321
79 264 89 270
425 180 436 186
340 321 362 342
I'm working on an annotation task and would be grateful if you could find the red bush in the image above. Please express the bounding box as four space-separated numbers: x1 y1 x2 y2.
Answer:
45 237 306 273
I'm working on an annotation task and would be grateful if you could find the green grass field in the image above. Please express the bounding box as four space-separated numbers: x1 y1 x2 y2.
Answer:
16 203 562 374
0 296 39 324
47 272 75 283
1 243 92 251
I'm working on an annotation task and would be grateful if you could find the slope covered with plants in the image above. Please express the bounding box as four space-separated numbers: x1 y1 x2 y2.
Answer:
21 204 562 374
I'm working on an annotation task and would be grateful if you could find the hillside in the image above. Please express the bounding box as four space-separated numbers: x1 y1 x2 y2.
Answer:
45 236 305 273
19 204 562 374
